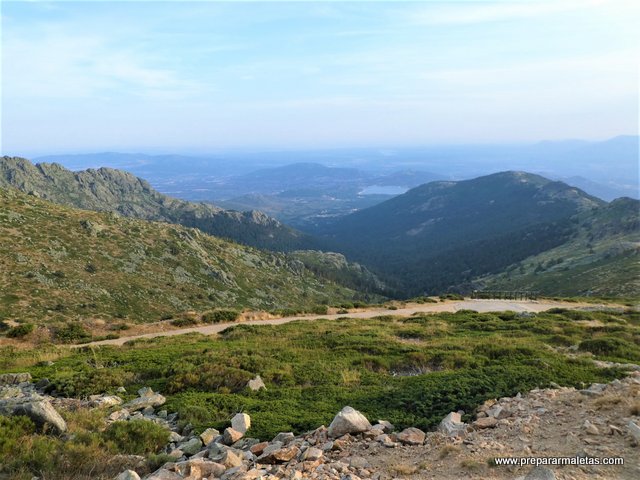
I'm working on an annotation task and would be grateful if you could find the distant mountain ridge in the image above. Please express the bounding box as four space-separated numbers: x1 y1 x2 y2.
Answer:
316 171 613 295
0 156 315 252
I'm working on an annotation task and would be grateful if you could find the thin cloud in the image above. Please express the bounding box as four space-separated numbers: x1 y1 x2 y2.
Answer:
410 0 607 25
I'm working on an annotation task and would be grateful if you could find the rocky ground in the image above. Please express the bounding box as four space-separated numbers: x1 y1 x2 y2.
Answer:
1 366 639 480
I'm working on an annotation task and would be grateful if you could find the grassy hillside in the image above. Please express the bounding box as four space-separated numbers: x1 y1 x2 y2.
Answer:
317 171 605 295
478 198 640 297
0 156 315 252
0 187 370 334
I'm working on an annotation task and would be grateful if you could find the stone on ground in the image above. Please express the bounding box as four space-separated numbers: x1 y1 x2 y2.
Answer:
327 406 372 438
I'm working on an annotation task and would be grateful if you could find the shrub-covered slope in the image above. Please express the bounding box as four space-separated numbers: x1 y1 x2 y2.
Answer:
477 197 640 297
0 187 366 327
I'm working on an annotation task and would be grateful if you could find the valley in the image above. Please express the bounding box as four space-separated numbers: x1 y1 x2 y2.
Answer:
0 155 637 480
3 2 639 479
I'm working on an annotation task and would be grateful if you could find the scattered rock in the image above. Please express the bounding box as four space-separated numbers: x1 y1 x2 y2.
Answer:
222 449 243 468
123 388 166 412
258 445 300 463
178 437 203 456
231 413 251 434
301 446 323 461
0 373 32 385
583 420 599 435
145 469 182 480
0 399 67 434
247 375 266 391
272 432 295 444
375 420 394 433
199 427 220 446
396 427 426 445
328 406 372 438
116 470 141 480
627 420 640 444
348 456 369 469
474 416 498 429
438 412 467 437
250 441 269 456
524 466 557 480
223 427 244 445
89 394 122 408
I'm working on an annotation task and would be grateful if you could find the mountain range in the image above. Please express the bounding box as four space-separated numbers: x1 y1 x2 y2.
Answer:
0 156 314 252
1 156 637 301
314 171 638 297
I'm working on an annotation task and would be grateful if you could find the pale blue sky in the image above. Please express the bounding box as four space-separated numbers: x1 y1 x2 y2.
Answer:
1 0 638 155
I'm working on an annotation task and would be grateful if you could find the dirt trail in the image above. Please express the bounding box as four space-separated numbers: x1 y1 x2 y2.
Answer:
77 299 601 348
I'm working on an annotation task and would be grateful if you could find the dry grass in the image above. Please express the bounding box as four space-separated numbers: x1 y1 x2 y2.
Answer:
594 394 624 409
340 368 361 386
439 444 461 459
0 344 69 370
460 459 485 471
390 463 419 476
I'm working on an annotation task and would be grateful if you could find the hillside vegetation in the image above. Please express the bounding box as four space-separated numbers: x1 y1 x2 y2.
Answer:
0 187 370 335
0 156 314 252
315 171 634 296
1 307 637 476
478 197 640 297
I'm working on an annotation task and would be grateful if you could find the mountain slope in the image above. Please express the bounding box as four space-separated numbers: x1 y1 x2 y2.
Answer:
317 171 606 295
0 187 368 328
0 156 314 252
477 197 640 297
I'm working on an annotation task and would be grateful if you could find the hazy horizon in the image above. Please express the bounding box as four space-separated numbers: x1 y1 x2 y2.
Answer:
2 0 638 155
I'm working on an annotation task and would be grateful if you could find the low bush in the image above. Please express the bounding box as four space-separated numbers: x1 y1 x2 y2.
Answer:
103 420 169 455
171 317 198 327
54 323 90 343
578 337 638 360
201 309 240 324
309 305 329 315
6 323 34 338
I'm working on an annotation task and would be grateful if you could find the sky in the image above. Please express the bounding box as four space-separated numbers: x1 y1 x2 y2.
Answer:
1 0 638 155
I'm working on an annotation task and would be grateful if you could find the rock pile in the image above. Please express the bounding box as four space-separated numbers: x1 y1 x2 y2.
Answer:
0 372 67 434
136 405 426 480
2 369 639 480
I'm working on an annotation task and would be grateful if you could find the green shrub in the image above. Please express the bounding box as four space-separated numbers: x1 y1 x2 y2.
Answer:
439 293 464 301
0 415 35 456
6 323 34 338
335 302 354 309
109 322 131 331
201 309 239 324
578 337 637 359
54 323 90 343
166 363 253 393
171 317 199 327
51 369 134 397
103 420 169 455
547 334 575 346
309 305 329 315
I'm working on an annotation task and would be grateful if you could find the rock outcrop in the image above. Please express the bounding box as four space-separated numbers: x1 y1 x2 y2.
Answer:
0 374 67 433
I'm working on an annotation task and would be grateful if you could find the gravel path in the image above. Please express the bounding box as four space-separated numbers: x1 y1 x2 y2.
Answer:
77 299 598 348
